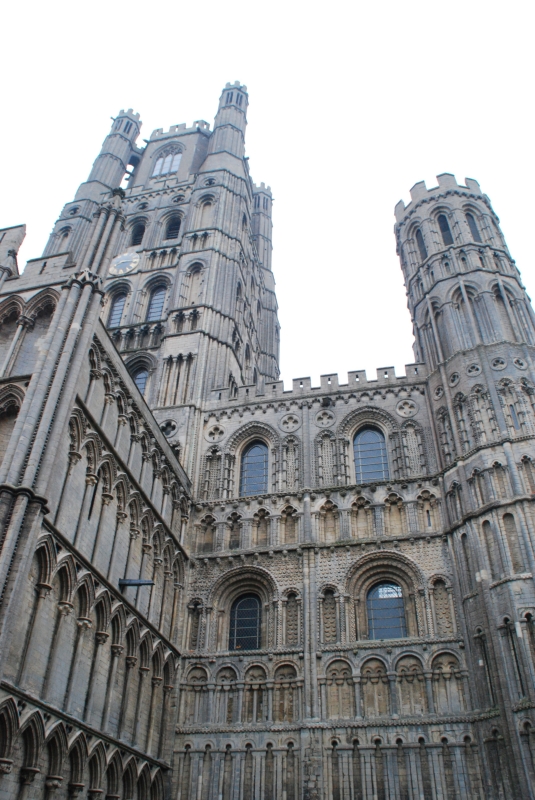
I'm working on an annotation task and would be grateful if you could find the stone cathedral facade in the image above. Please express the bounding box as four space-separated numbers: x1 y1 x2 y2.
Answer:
1 82 535 800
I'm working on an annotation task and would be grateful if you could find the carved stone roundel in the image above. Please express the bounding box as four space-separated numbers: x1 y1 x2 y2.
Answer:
434 386 444 400
449 372 460 387
514 357 527 370
205 424 225 443
279 413 301 432
396 399 418 418
315 410 335 428
491 357 507 371
466 363 481 376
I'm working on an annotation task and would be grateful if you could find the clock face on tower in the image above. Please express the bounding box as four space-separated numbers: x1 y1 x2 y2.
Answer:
108 252 140 276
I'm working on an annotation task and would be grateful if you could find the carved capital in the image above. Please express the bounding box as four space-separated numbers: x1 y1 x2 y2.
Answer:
20 767 40 785
0 758 13 774
37 582 52 599
76 617 93 630
111 644 124 658
126 656 138 669
45 775 64 791
95 631 109 645
57 601 74 616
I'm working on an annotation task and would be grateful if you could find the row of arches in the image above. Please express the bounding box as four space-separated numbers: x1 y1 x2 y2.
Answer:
0 289 58 382
7 538 180 755
0 701 165 800
195 490 439 552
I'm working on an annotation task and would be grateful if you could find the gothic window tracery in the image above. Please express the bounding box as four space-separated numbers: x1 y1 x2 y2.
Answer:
152 148 182 177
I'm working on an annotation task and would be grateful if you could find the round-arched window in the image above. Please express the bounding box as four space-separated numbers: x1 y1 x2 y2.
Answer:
131 223 145 247
367 582 406 640
132 368 149 395
146 286 166 322
108 293 127 328
240 441 268 496
229 593 261 650
165 216 181 240
353 427 389 483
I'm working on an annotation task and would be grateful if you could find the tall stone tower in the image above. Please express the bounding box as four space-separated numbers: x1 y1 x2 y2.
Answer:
1 82 535 799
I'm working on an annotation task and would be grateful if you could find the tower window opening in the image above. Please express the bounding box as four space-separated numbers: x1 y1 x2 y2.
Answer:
263 197 268 210
152 150 182 177
165 215 181 240
236 93 243 106
353 427 389 483
114 119 122 130
426 510 431 527
133 367 149 395
254 196 260 209
510 404 520 430
466 213 482 242
146 286 166 322
415 229 427 261
108 293 127 328
226 92 234 104
123 121 132 134
438 214 454 246
229 594 261 650
240 440 268 496
367 582 407 639
131 223 145 247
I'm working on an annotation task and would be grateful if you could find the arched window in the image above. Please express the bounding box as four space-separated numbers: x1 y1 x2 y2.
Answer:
415 229 427 261
133 367 149 395
152 148 182 177
229 594 261 650
438 214 454 246
146 286 166 321
165 216 181 240
367 582 407 639
108 293 127 328
353 427 389 483
466 212 482 242
131 223 145 247
240 441 268 496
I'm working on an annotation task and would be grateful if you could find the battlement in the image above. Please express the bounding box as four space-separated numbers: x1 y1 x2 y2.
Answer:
117 108 141 121
394 173 483 222
224 81 248 92
149 121 210 140
209 363 426 404
253 182 272 196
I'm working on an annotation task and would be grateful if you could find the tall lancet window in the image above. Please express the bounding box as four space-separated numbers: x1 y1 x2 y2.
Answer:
229 594 261 650
438 214 454 246
466 212 482 243
240 441 268 496
146 286 166 321
353 427 389 483
415 229 427 261
108 293 127 328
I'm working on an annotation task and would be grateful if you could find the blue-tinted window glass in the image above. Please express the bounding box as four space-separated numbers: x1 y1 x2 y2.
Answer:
367 582 407 640
146 287 166 321
108 293 126 328
229 594 261 650
353 427 389 483
240 441 268 496
133 368 148 395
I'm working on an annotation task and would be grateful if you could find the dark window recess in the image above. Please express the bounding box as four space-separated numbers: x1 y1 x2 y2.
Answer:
229 594 261 650
131 223 145 247
165 216 181 240
133 368 148 395
146 287 166 322
124 121 132 134
438 214 454 246
353 427 389 483
108 294 127 328
466 213 482 242
240 441 268 496
367 582 407 639
416 229 427 261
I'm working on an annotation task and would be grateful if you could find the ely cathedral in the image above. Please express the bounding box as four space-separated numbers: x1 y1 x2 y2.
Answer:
0 81 535 800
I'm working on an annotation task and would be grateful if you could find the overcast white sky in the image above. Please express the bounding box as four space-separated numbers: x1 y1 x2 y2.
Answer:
1 0 533 387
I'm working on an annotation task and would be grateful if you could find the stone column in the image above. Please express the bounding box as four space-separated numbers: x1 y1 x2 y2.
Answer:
101 644 123 731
